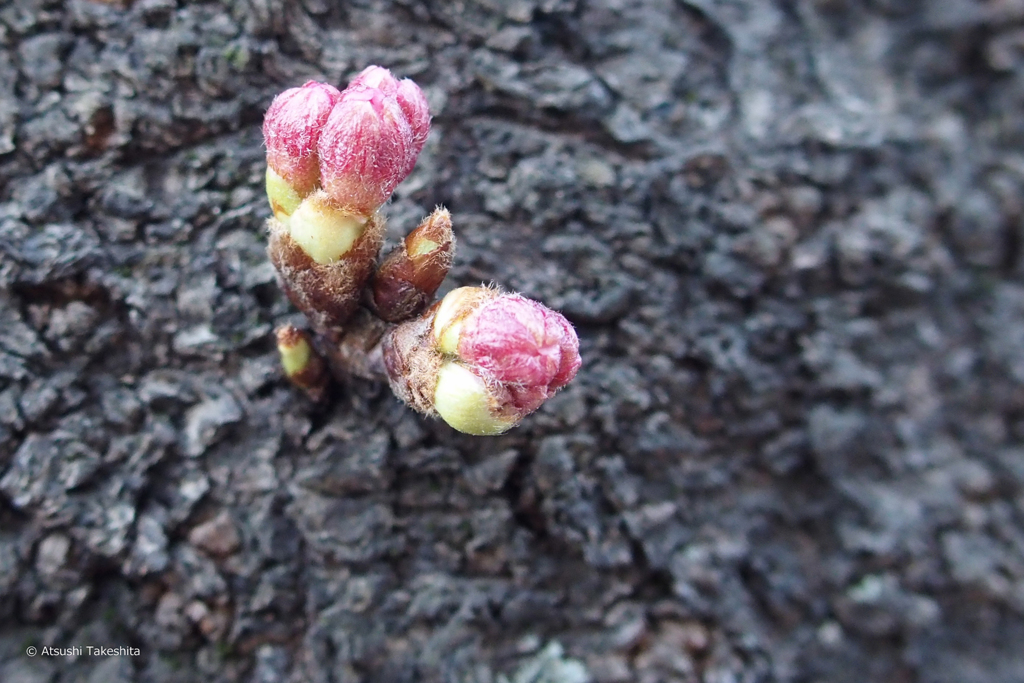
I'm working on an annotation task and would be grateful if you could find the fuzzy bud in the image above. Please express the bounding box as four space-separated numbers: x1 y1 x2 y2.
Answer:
371 207 454 322
394 79 431 173
317 75 426 215
383 287 581 435
349 65 431 166
267 199 385 335
451 291 581 413
262 69 430 223
276 324 329 401
263 69 431 335
263 81 342 218
348 65 397 90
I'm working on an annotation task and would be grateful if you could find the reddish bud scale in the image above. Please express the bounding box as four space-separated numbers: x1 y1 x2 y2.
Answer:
382 309 445 418
371 208 454 322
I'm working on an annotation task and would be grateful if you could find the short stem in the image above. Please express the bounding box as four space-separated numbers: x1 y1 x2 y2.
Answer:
320 308 392 382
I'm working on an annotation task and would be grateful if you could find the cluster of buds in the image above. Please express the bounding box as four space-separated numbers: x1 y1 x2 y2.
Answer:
263 67 580 435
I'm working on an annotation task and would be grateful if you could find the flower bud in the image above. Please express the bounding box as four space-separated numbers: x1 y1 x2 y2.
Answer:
395 78 431 173
383 287 581 435
276 324 329 401
349 65 431 165
348 65 399 93
263 70 432 335
318 85 412 215
263 81 342 218
454 292 581 410
262 69 430 223
371 207 454 322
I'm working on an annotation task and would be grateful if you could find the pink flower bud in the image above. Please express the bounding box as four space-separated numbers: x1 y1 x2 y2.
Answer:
318 84 413 214
348 66 431 179
458 294 581 412
348 65 400 94
385 287 581 435
395 78 431 174
263 81 342 195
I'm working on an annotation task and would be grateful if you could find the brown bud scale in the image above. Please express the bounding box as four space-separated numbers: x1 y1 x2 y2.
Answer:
275 325 330 402
371 208 454 322
267 210 386 339
381 307 443 417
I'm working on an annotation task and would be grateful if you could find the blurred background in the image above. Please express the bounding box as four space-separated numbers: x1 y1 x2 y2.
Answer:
0 0 1023 681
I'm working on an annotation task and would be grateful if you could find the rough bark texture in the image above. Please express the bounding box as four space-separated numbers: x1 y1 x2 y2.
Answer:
1 1 1023 682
